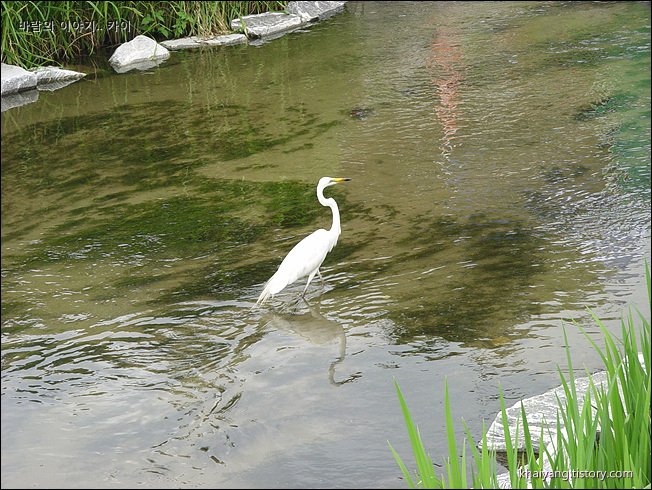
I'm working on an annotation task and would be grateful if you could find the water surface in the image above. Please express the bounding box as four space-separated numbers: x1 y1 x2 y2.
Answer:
2 1 650 487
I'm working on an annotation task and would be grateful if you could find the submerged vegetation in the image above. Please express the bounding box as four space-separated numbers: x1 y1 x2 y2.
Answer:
390 263 651 488
1 1 288 67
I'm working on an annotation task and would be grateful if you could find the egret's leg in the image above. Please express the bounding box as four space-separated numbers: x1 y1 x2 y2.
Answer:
291 295 312 312
291 296 304 310
317 269 325 288
302 270 317 297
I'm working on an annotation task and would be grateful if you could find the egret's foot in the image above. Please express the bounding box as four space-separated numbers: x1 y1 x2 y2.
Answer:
286 295 305 313
300 296 312 308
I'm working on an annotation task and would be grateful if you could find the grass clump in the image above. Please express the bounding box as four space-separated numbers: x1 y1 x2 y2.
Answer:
389 262 651 488
1 1 288 68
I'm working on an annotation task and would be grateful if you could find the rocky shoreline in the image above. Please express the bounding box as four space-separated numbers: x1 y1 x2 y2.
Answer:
1 1 346 111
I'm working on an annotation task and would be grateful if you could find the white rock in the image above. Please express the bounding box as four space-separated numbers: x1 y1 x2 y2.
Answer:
1 63 38 96
30 66 86 91
286 1 346 22
160 33 247 50
484 371 608 453
231 12 305 39
109 35 170 70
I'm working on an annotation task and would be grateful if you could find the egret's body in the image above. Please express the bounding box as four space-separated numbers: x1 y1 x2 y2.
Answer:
256 177 351 305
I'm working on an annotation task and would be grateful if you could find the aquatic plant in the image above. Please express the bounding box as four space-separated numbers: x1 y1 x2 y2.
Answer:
389 262 651 488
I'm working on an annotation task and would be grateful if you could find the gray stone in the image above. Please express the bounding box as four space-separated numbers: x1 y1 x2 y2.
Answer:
160 33 247 50
231 12 305 39
1 63 38 96
286 1 346 22
109 35 170 71
30 66 86 91
484 371 608 454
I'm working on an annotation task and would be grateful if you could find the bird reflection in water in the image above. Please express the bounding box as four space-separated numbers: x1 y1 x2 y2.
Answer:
261 298 359 386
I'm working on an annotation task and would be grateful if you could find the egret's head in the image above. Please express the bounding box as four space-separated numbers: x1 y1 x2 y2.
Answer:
320 177 351 188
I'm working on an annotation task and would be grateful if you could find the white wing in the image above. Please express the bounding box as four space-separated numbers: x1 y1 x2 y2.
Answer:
256 229 333 304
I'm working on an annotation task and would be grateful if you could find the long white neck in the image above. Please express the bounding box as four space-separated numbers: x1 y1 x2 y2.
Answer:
318 186 341 239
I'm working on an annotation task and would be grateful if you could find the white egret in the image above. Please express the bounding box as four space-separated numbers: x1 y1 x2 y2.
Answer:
256 177 351 305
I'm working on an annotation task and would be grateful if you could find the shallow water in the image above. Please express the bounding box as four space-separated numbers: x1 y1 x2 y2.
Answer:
1 1 650 488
